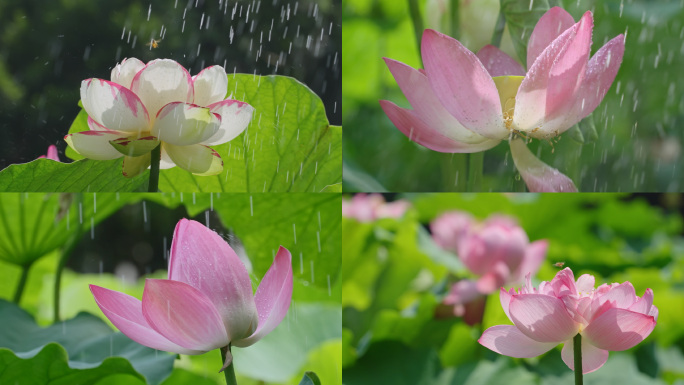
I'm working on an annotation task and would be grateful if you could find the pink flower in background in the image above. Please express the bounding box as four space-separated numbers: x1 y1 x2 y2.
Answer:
342 194 410 222
90 219 292 370
479 268 657 373
38 145 61 162
380 7 625 192
65 58 253 177
432 212 547 324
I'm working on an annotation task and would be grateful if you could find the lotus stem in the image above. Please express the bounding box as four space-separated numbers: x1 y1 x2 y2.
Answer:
220 345 238 385
467 152 484 191
491 8 506 48
148 144 161 192
574 333 583 385
13 263 31 304
407 0 424 66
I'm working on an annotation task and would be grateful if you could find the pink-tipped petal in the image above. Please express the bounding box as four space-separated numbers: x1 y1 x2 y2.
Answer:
130 59 194 116
513 240 548 282
512 19 578 133
110 136 160 157
192 65 228 106
169 219 258 341
476 45 525 77
204 100 254 145
111 57 145 88
162 143 223 176
509 294 579 343
89 285 202 355
152 102 221 146
80 79 150 133
561 339 609 374
384 58 502 144
421 29 508 139
527 7 576 69
142 279 229 351
65 131 127 160
510 139 578 192
233 246 293 347
583 308 656 351
379 100 500 153
479 325 557 358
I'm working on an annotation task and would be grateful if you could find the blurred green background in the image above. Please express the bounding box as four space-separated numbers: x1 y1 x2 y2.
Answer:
342 193 684 384
0 193 341 384
0 0 341 168
342 0 684 192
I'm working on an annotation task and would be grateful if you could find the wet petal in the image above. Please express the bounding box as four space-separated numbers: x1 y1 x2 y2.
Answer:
233 247 293 347
384 58 502 143
130 59 194 116
204 100 254 145
65 131 126 160
510 139 577 192
527 7 576 69
509 293 579 343
90 284 202 355
421 29 507 139
192 65 228 106
80 79 150 133
142 279 229 351
152 102 221 146
561 338 609 374
479 325 557 358
512 19 577 133
583 308 656 351
111 57 145 88
169 219 258 341
163 143 223 176
379 100 500 153
476 45 525 77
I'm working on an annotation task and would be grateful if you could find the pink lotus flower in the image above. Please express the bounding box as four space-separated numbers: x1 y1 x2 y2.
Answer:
479 268 657 373
66 58 254 177
380 7 625 192
90 219 292 370
342 193 410 222
38 145 61 162
432 213 547 324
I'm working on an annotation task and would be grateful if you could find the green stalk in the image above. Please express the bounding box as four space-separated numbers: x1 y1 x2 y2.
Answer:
54 194 83 322
574 333 583 385
449 0 460 39
148 144 161 192
491 8 506 48
220 346 238 385
13 264 31 304
407 0 424 65
467 152 484 191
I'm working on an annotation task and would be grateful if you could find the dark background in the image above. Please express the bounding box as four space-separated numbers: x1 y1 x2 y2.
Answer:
0 0 341 167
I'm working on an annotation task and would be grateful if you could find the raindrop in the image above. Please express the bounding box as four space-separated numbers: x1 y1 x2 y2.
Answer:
293 223 297 244
142 201 148 222
249 195 254 216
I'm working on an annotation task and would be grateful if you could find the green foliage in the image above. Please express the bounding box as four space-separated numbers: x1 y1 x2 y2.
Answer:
0 193 136 266
0 300 174 384
0 158 148 192
299 371 322 385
